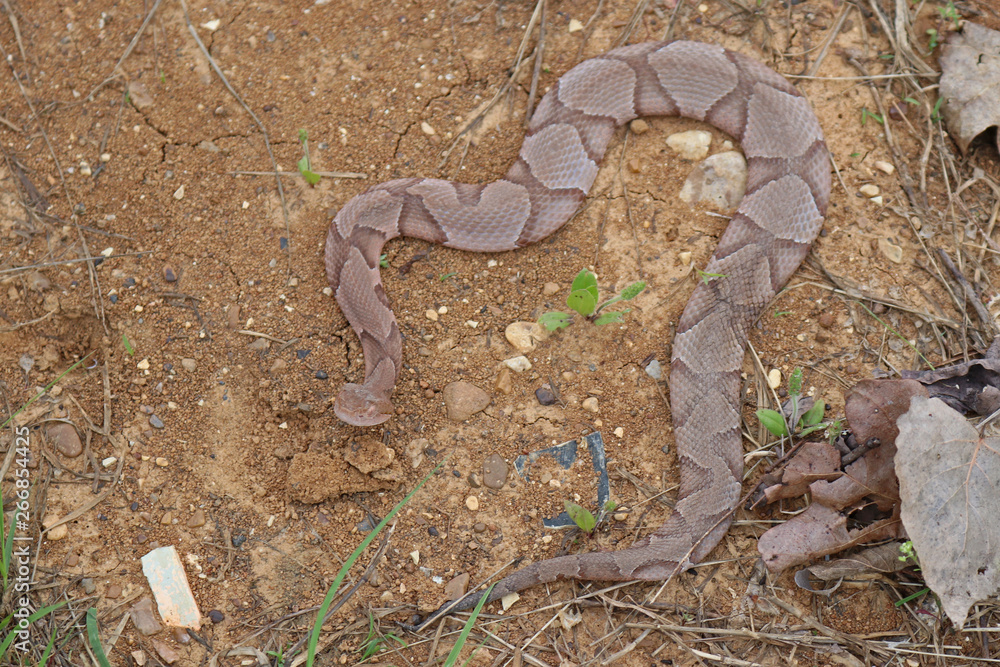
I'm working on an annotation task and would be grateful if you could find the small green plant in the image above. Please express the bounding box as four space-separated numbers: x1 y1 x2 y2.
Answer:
297 129 321 186
441 583 496 667
756 368 830 439
930 97 944 123
898 540 919 566
539 269 645 331
359 613 406 660
927 27 940 50
564 499 618 535
937 1 960 28
86 608 112 667
860 108 884 126
121 333 134 356
379 253 389 268
696 269 727 285
439 271 457 282
268 644 288 667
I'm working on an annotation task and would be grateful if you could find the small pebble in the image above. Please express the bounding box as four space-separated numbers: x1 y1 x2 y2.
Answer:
155 457 168 467
473 522 486 533
81 578 96 594
535 386 557 406
163 266 177 282
148 415 164 429
467 472 482 488
181 358 197 372
187 510 206 528
582 396 599 413
568 18 583 32
48 423 83 457
483 454 508 489
503 355 532 372
494 368 513 394
629 119 649 135
767 369 782 389
542 282 561 295
859 184 880 198
208 610 225 624
425 309 438 322
106 584 122 599
873 160 895 175
466 495 479 511
818 312 835 328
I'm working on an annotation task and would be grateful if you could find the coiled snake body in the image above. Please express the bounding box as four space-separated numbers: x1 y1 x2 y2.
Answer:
324 40 830 623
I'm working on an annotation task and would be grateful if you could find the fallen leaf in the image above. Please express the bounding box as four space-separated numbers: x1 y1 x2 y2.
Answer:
798 542 909 584
895 396 1000 627
811 379 925 511
758 503 902 572
940 22 1000 154
757 440 841 505
901 352 1000 416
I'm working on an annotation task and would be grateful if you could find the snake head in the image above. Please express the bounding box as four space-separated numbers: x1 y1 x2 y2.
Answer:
334 383 394 426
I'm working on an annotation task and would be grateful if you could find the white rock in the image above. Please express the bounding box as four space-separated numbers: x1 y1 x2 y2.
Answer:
666 130 712 161
568 18 583 32
466 495 479 511
173 185 185 200
767 368 781 389
874 160 895 175
503 356 532 372
679 151 747 210
859 184 880 197
421 121 435 135
505 321 547 353
425 309 438 321
501 591 520 610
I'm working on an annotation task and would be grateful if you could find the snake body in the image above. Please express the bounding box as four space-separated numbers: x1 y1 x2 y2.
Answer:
324 40 830 621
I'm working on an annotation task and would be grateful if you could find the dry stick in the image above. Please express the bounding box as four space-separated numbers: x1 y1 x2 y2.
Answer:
938 248 997 338
614 0 650 48
437 0 544 171
0 38 107 334
84 0 165 102
806 2 853 77
177 0 294 277
232 170 367 179
1 0 29 81
524 0 546 127
615 131 646 278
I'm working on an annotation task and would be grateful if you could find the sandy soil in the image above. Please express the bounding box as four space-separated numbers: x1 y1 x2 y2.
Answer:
0 0 996 664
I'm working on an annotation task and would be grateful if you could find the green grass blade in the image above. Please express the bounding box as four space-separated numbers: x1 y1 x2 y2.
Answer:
86 608 112 667
442 584 496 667
37 626 57 666
306 462 444 666
2 351 95 429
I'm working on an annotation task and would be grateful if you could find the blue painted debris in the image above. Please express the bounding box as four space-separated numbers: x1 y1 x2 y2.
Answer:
513 432 610 529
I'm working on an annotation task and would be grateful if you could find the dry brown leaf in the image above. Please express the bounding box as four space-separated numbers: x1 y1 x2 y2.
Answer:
800 542 909 582
895 396 1000 627
940 22 1000 154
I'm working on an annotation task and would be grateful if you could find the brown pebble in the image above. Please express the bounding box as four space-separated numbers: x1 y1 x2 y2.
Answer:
467 472 482 488
187 510 206 528
473 522 486 533
135 533 147 544
815 330 829 344
173 628 191 644
159 512 173 525
818 311 835 328
47 422 83 458
163 265 177 282
106 584 122 599
227 304 241 330
65 553 80 567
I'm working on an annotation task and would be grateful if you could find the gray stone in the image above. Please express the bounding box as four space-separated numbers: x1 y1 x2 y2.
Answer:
483 454 508 490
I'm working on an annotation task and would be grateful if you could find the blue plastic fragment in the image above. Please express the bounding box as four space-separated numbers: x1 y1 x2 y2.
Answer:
513 432 611 529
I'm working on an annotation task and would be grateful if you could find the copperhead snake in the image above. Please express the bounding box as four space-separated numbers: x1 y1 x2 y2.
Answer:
324 40 830 625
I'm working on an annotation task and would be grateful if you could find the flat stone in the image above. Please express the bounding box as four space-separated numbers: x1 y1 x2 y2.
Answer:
679 150 747 210
666 130 712 160
153 640 179 664
47 422 82 457
187 510 206 528
483 454 508 490
130 598 163 636
504 321 548 353
106 584 123 599
443 381 490 421
444 572 471 601
495 367 513 394
180 358 197 372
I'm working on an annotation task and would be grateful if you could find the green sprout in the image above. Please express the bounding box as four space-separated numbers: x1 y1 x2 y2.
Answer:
297 129 321 186
564 499 618 535
756 368 831 439
539 269 645 331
